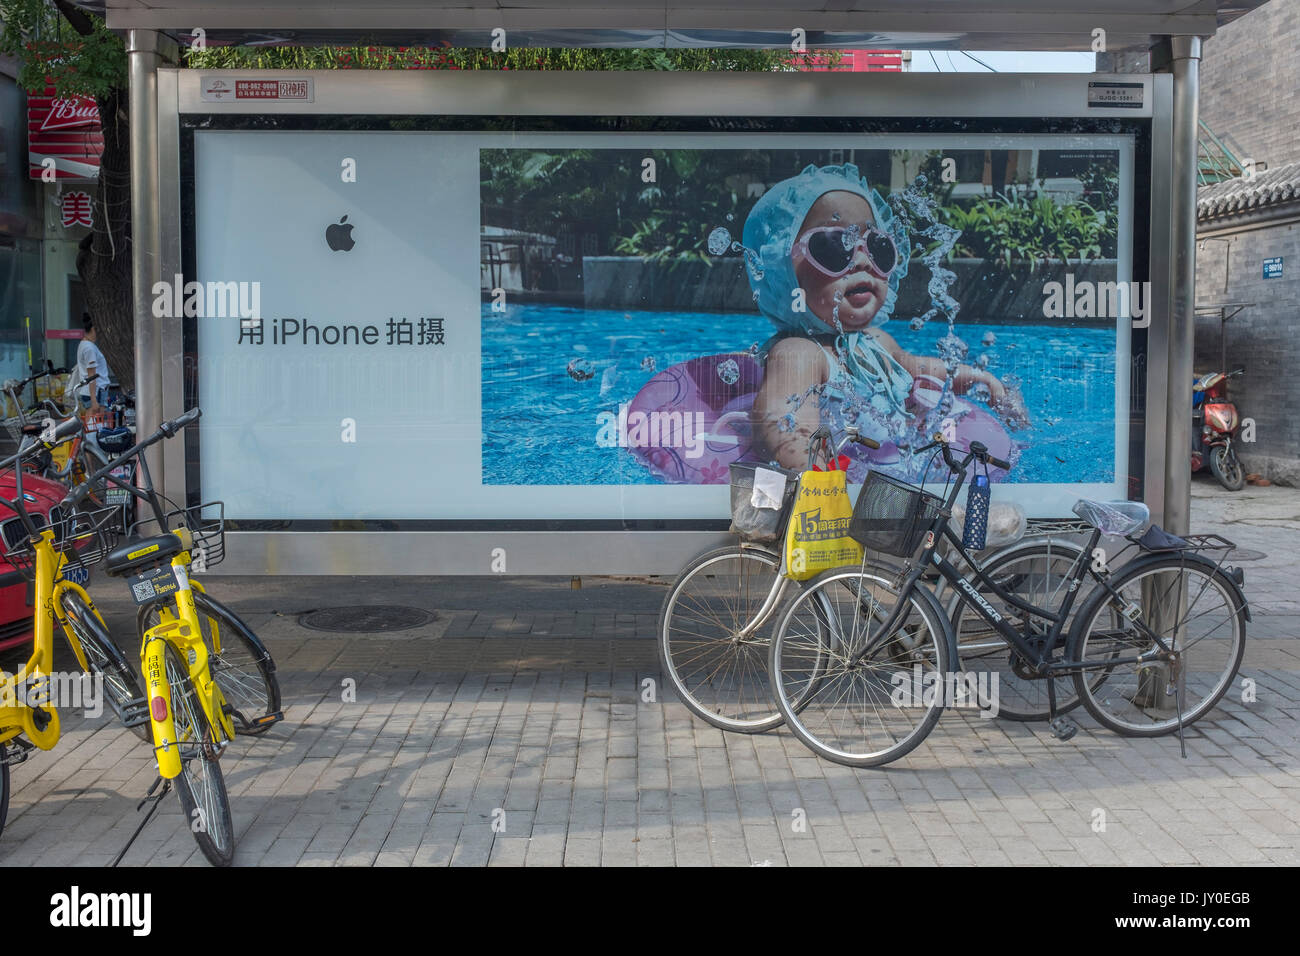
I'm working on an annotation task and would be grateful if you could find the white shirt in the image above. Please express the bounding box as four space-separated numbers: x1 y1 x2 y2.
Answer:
76 338 115 399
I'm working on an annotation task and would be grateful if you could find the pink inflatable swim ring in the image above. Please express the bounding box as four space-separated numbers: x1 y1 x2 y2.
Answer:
626 353 759 484
627 361 1014 484
840 374 1013 481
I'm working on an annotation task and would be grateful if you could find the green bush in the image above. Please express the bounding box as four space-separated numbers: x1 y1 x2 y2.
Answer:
939 190 1117 269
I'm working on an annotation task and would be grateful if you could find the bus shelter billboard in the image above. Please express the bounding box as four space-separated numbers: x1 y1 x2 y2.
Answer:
170 71 1158 572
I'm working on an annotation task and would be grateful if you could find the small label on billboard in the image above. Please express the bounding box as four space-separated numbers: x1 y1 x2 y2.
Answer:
1264 257 1283 279
201 77 314 103
1087 82 1144 109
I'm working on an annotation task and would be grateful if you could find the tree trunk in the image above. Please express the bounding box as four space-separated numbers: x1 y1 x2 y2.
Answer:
76 86 135 392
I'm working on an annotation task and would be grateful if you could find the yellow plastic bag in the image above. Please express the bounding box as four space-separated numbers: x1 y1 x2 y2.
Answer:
782 468 863 581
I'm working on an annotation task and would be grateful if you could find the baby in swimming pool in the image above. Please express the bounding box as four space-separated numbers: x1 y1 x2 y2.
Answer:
745 163 1029 472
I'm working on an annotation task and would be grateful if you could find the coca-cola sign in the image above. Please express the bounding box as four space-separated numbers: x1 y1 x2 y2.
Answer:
28 84 103 181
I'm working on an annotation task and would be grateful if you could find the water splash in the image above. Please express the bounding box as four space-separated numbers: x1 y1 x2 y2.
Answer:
566 358 596 382
716 358 740 386
707 226 732 256
888 175 963 331
599 365 622 398
640 356 657 373
981 331 997 347
710 225 765 279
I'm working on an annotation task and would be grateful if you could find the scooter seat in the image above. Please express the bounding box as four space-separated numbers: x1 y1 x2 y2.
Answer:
1071 499 1150 537
103 534 182 577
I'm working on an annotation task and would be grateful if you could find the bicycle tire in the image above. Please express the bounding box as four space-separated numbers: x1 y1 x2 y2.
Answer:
139 591 280 735
0 745 9 841
59 590 150 742
163 642 234 866
659 545 791 733
769 565 952 768
949 539 1103 721
1068 553 1247 737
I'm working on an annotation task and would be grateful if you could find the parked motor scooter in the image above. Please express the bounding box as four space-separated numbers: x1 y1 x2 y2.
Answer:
1191 368 1245 490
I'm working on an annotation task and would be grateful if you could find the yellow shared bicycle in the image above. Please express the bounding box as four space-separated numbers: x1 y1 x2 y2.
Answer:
0 418 149 841
61 408 241 866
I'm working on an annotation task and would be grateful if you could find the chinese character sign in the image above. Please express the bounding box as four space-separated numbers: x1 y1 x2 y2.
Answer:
61 191 94 229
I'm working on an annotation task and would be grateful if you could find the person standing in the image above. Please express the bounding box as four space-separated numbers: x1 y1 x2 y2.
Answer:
75 313 116 415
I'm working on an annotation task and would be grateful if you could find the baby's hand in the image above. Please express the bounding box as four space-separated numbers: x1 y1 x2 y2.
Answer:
992 383 1031 430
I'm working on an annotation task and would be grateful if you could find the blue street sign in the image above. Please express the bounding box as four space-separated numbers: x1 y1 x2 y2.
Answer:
1263 257 1283 279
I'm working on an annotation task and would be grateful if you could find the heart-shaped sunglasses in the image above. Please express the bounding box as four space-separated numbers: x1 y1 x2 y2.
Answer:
794 225 899 279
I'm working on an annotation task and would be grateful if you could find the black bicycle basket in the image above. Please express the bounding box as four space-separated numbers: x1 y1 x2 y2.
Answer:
849 472 944 557
728 462 799 544
168 501 225 570
1 504 124 582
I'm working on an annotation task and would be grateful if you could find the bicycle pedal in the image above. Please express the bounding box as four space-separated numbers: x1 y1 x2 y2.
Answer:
120 698 150 728
1049 716 1078 741
249 711 284 728
1 738 34 767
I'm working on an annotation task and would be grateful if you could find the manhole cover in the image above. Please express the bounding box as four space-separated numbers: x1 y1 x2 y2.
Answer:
1229 549 1267 561
298 606 434 633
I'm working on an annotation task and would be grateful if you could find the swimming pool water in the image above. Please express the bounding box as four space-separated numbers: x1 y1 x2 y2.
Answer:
482 303 1118 486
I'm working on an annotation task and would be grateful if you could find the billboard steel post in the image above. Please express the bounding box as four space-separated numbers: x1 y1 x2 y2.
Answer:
128 30 167 487
1162 35 1203 535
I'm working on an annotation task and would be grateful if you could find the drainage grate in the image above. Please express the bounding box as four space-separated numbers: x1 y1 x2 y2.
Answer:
298 606 434 633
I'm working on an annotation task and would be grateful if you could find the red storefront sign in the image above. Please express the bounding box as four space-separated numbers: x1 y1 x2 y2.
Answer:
798 50 906 72
28 85 103 181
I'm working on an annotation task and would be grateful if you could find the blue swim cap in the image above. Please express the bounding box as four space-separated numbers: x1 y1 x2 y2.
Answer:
742 163 910 334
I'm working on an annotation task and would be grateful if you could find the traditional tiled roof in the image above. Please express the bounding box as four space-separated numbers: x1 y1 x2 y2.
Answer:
1198 159 1300 221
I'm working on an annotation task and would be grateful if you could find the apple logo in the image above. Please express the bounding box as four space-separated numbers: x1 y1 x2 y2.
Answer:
325 215 355 252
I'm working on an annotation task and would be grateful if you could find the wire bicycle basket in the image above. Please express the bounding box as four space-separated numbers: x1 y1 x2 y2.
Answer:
0 504 125 582
130 501 226 570
849 472 944 558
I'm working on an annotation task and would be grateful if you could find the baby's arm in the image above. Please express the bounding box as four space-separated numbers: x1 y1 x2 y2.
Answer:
873 329 1030 427
752 338 829 470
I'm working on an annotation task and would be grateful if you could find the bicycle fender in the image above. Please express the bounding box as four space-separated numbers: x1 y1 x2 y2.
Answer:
51 582 94 674
1066 549 1252 655
193 591 276 673
142 630 182 779
910 570 959 668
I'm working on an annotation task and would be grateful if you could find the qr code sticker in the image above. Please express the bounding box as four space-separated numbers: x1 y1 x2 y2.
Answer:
131 580 155 602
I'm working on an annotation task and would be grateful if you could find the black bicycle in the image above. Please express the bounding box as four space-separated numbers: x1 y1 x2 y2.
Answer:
768 434 1250 767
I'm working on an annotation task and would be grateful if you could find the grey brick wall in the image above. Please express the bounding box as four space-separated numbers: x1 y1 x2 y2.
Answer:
1194 222 1300 477
1199 0 1300 167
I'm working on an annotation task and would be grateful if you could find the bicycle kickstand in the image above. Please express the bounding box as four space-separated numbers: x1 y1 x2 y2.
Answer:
111 774 172 867
1172 672 1187 760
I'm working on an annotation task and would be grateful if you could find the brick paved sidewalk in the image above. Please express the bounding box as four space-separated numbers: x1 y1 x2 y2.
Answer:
0 479 1296 866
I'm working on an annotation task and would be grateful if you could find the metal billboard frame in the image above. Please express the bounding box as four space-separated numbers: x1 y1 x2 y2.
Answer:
153 68 1173 574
